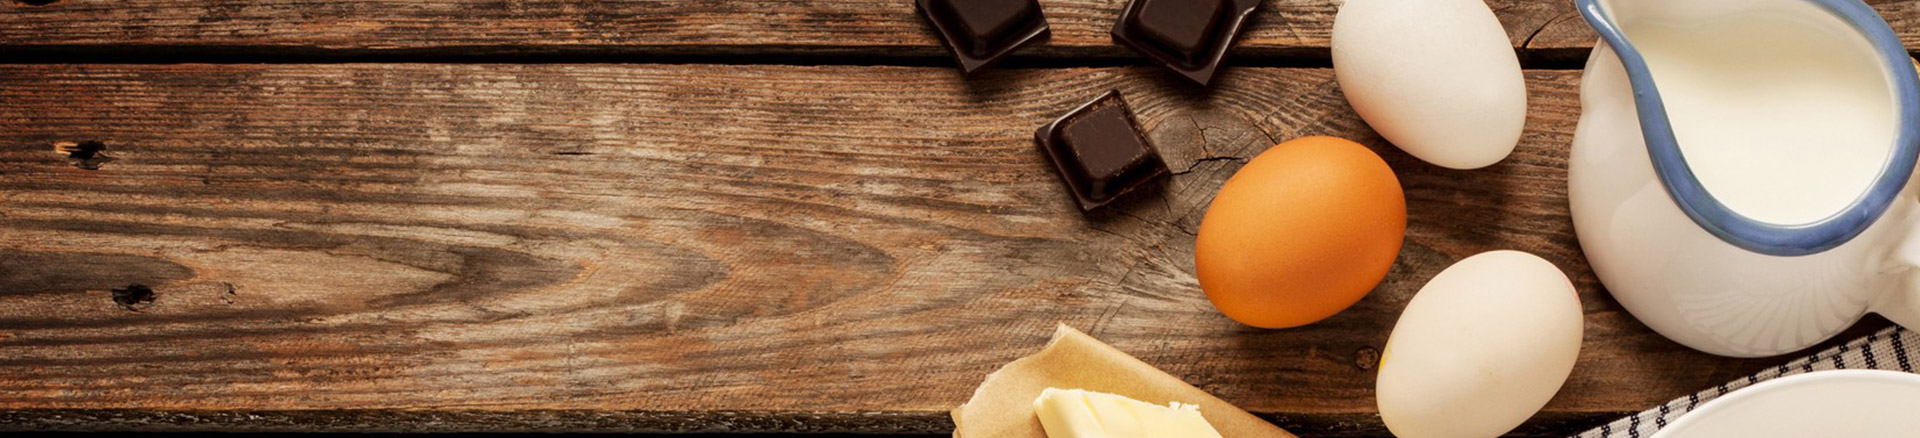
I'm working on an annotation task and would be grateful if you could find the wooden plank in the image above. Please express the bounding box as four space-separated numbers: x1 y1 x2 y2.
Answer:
0 64 1891 435
1 0 1913 61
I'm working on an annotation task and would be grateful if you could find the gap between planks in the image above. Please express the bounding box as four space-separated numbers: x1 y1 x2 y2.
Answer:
0 46 1596 70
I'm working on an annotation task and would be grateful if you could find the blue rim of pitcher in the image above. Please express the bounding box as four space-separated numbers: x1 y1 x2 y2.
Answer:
1576 0 1920 256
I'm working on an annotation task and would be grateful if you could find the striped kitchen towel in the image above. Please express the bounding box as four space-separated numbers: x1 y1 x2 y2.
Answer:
1572 326 1918 438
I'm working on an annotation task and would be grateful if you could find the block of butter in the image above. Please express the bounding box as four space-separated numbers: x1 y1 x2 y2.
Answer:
1034 388 1225 438
951 324 1295 438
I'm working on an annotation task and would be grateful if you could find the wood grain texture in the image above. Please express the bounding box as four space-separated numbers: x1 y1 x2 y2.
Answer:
0 64 1892 435
1 0 1914 62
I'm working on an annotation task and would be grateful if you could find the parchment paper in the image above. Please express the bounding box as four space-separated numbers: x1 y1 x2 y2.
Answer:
951 323 1298 438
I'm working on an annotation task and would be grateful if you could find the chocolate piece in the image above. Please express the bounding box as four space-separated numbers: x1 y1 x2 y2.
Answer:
1113 0 1261 86
1137 0 1224 59
917 0 1051 74
1035 91 1170 211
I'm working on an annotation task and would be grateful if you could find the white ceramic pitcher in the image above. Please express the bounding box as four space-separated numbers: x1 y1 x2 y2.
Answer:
1569 0 1920 357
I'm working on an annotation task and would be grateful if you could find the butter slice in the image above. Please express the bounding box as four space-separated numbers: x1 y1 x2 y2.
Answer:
1032 388 1225 438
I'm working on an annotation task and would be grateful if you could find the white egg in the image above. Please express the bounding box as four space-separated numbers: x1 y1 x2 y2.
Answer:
1376 250 1582 438
1331 0 1528 170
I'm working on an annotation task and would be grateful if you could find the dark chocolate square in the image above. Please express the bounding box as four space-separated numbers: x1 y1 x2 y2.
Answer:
1058 105 1154 199
917 0 1050 74
935 0 1038 54
1134 0 1226 60
1112 0 1260 86
1035 91 1170 211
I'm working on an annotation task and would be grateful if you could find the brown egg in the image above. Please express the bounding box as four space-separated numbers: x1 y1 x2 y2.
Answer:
1195 136 1406 328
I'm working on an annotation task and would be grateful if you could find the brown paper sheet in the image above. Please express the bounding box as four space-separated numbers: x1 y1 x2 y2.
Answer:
951 323 1298 438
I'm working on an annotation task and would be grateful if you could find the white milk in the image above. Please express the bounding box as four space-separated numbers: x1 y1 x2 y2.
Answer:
1623 10 1897 225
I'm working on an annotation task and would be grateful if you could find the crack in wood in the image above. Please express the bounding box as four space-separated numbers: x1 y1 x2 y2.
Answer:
1521 10 1582 55
51 140 113 170
1171 156 1248 176
109 284 155 311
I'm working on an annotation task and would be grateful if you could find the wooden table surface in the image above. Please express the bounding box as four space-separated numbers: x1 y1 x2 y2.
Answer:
2 0 1916 436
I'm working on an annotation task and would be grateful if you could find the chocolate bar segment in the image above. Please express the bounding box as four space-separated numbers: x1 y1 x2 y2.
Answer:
1113 0 1261 86
1035 91 1170 211
1136 0 1225 61
917 0 1050 73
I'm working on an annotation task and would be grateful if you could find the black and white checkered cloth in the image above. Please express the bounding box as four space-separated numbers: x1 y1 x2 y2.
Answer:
1572 326 1919 438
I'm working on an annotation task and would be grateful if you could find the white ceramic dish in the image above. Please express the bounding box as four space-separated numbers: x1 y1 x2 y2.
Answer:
1653 370 1920 438
1568 0 1920 357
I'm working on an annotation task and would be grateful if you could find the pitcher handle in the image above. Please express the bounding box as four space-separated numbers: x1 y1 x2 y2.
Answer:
1880 209 1920 330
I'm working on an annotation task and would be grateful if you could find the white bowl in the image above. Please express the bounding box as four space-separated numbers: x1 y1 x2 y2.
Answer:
1653 370 1920 438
